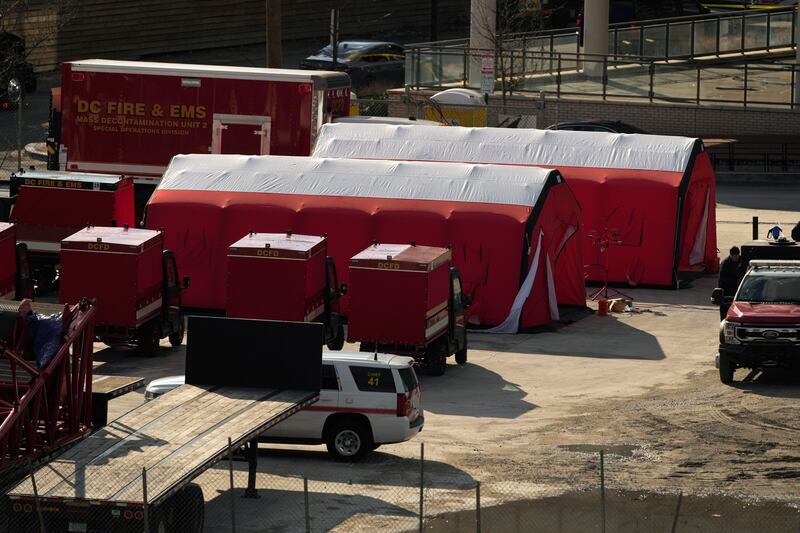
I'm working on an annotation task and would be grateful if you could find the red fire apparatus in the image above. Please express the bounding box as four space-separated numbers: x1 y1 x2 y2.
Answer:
59 226 186 356
0 223 32 301
47 59 350 212
227 232 346 350
347 243 469 375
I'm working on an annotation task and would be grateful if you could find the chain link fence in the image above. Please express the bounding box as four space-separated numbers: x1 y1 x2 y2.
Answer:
5 441 800 533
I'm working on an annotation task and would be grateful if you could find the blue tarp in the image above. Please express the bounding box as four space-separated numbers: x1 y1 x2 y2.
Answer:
26 312 64 368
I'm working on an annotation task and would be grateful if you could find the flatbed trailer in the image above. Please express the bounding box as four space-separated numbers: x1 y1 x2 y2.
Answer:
5 316 322 532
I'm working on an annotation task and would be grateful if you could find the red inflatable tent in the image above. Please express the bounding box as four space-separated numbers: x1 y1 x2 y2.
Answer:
146 155 583 331
313 124 717 288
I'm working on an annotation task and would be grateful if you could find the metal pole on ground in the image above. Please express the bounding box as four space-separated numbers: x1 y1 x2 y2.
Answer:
142 467 149 533
29 461 45 533
419 442 425 532
228 437 237 533
600 450 606 533
476 481 481 533
670 492 684 533
304 476 311 533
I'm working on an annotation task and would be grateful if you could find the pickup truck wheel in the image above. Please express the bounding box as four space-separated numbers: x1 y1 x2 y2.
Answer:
719 353 735 384
137 323 161 357
326 323 345 351
168 316 185 347
326 421 372 461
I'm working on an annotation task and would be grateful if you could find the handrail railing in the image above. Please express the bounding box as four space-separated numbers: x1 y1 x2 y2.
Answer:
407 6 797 63
405 47 800 110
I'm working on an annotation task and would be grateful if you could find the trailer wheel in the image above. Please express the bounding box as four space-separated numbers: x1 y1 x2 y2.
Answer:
168 316 185 348
137 322 161 357
455 343 468 365
326 420 372 461
719 353 735 384
174 483 205 533
326 324 345 351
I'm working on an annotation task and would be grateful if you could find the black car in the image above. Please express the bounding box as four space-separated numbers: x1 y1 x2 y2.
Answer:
0 31 37 108
546 120 650 134
300 41 405 96
701 0 796 11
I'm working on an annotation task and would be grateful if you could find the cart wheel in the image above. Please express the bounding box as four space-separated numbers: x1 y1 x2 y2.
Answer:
137 323 161 357
326 324 345 351
455 341 468 365
426 342 447 376
168 316 185 348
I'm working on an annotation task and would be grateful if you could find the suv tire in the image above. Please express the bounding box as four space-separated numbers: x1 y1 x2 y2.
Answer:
719 352 735 384
326 419 373 461
326 323 345 351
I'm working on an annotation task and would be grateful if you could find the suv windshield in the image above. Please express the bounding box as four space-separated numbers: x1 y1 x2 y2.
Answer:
736 272 800 303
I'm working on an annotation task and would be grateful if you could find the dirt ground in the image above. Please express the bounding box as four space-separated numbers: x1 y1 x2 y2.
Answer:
69 183 798 532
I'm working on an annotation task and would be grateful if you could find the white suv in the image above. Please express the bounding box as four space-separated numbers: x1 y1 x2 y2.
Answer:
144 352 424 460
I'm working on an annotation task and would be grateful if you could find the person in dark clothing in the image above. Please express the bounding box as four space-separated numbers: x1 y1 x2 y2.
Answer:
792 221 800 242
718 246 743 319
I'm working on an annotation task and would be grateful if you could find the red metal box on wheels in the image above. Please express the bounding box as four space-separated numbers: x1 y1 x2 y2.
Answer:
9 171 134 257
59 227 163 335
348 244 452 346
227 232 327 322
0 223 15 299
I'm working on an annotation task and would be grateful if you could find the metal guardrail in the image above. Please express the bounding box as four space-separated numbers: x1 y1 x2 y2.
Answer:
407 6 797 71
406 47 800 110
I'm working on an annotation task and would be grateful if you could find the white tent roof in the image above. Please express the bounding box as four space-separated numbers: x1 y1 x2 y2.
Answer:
312 124 699 173
157 155 558 208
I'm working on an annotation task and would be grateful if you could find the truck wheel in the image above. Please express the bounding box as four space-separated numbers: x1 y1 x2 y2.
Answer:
326 324 345 351
168 316 185 348
455 344 468 365
426 344 447 376
719 353 735 384
137 323 161 357
326 420 372 461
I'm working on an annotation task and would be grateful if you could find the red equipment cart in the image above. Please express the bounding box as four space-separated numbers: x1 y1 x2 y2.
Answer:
227 231 346 350
0 223 32 301
8 170 135 291
348 243 469 375
59 226 186 356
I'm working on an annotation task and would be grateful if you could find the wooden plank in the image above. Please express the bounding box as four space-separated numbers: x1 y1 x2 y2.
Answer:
8 385 315 504
91 375 145 398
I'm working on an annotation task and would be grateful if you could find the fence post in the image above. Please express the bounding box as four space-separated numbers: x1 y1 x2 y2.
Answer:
648 62 655 103
602 56 608 101
28 461 45 533
696 67 701 106
142 467 148 533
475 481 481 533
228 437 237 533
766 12 772 52
304 476 310 533
753 216 759 241
743 63 749 108
419 441 425 533
600 450 606 533
670 492 683 533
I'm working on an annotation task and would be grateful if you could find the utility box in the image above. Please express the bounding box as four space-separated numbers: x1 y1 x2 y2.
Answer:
60 226 163 331
227 232 328 322
0 223 15 299
348 243 452 346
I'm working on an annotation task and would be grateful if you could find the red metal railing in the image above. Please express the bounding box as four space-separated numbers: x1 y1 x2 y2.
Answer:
0 299 95 476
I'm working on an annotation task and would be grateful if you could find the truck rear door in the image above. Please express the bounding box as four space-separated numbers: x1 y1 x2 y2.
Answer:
211 114 271 155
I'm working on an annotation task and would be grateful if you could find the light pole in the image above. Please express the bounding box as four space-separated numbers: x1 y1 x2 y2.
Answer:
8 77 22 170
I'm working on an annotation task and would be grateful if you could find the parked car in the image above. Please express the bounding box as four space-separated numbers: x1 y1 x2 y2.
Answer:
0 31 36 108
546 120 650 134
300 41 405 96
578 0 709 27
702 0 796 11
145 352 424 460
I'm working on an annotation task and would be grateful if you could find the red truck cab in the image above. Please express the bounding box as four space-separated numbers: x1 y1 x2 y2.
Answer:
714 259 800 383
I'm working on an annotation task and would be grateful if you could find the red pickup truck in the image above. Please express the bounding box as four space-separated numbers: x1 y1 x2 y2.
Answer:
713 259 800 383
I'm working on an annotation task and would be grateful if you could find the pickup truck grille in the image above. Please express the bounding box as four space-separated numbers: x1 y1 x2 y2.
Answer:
735 324 800 342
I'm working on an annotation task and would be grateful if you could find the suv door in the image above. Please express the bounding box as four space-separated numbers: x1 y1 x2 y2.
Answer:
266 363 340 439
